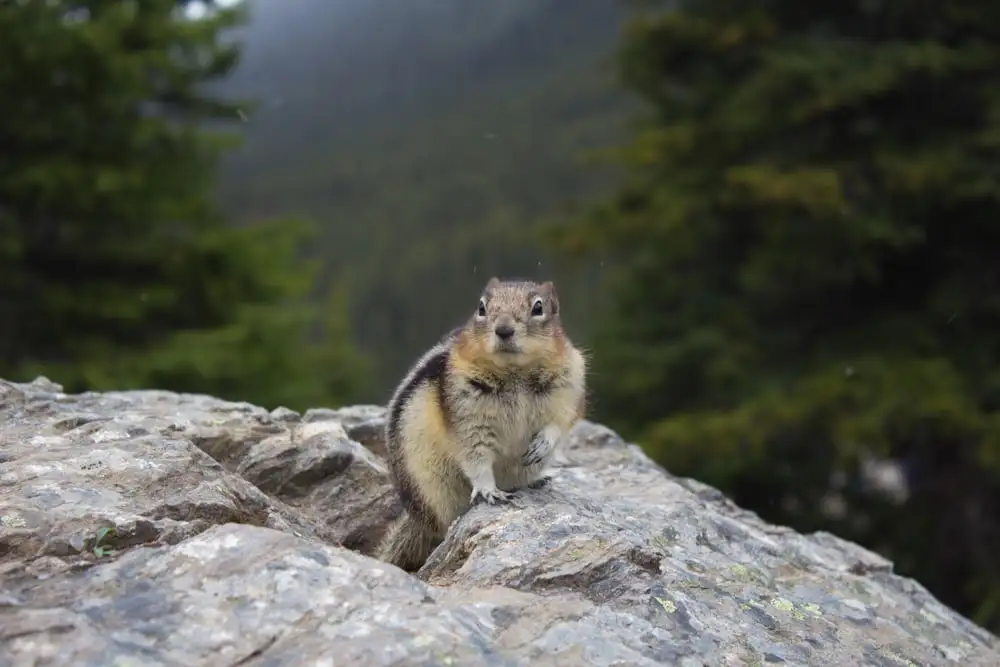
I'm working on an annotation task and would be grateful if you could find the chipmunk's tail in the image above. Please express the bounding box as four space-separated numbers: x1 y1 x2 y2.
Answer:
374 512 442 572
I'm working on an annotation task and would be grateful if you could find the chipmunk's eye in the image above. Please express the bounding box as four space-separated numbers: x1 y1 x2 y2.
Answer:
530 298 544 317
477 299 487 318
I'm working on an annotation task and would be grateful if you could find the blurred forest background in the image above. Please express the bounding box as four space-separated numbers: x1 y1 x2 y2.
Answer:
2 0 999 634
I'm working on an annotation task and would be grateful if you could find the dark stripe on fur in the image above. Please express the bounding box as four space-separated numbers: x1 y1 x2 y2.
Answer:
467 378 496 394
465 367 560 396
434 371 452 431
387 349 449 446
526 373 555 394
386 347 450 514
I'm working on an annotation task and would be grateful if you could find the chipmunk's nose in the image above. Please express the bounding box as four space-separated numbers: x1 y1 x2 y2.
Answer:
494 322 515 340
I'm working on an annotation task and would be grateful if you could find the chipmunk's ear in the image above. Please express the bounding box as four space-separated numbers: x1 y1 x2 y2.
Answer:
485 276 501 292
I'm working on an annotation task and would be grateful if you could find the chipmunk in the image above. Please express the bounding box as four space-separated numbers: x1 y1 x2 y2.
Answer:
374 277 587 572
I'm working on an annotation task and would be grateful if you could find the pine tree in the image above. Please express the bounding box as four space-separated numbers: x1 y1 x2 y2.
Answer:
0 0 370 410
554 0 1000 630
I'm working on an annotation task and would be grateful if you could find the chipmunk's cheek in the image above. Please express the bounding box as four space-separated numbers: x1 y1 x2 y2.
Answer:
519 336 545 358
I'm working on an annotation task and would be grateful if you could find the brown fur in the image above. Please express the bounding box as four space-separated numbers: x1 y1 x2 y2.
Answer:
374 277 587 572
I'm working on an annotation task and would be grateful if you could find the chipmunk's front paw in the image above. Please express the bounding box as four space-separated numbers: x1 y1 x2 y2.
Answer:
522 425 561 467
470 486 514 505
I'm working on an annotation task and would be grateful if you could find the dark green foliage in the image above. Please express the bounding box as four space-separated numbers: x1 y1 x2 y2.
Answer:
553 0 1000 630
215 0 633 394
0 0 370 410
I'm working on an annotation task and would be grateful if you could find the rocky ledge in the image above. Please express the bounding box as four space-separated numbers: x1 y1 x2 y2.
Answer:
1 377 998 666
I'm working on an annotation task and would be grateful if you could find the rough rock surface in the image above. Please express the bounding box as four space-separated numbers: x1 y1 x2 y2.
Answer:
1 377 998 666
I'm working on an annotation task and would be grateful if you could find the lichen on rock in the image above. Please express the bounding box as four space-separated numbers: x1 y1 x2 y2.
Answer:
1 376 998 666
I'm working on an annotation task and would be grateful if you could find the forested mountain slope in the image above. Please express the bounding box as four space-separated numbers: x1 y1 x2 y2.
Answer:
214 0 635 395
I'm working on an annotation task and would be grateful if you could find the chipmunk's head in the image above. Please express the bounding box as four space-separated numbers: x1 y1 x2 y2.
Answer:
469 277 562 364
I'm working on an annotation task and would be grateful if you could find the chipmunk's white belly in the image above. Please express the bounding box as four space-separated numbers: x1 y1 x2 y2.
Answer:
500 394 541 436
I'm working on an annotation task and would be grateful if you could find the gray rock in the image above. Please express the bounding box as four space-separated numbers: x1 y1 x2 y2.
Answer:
0 377 396 570
0 522 530 667
1 376 998 666
234 416 400 555
0 379 326 573
304 403 391 457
